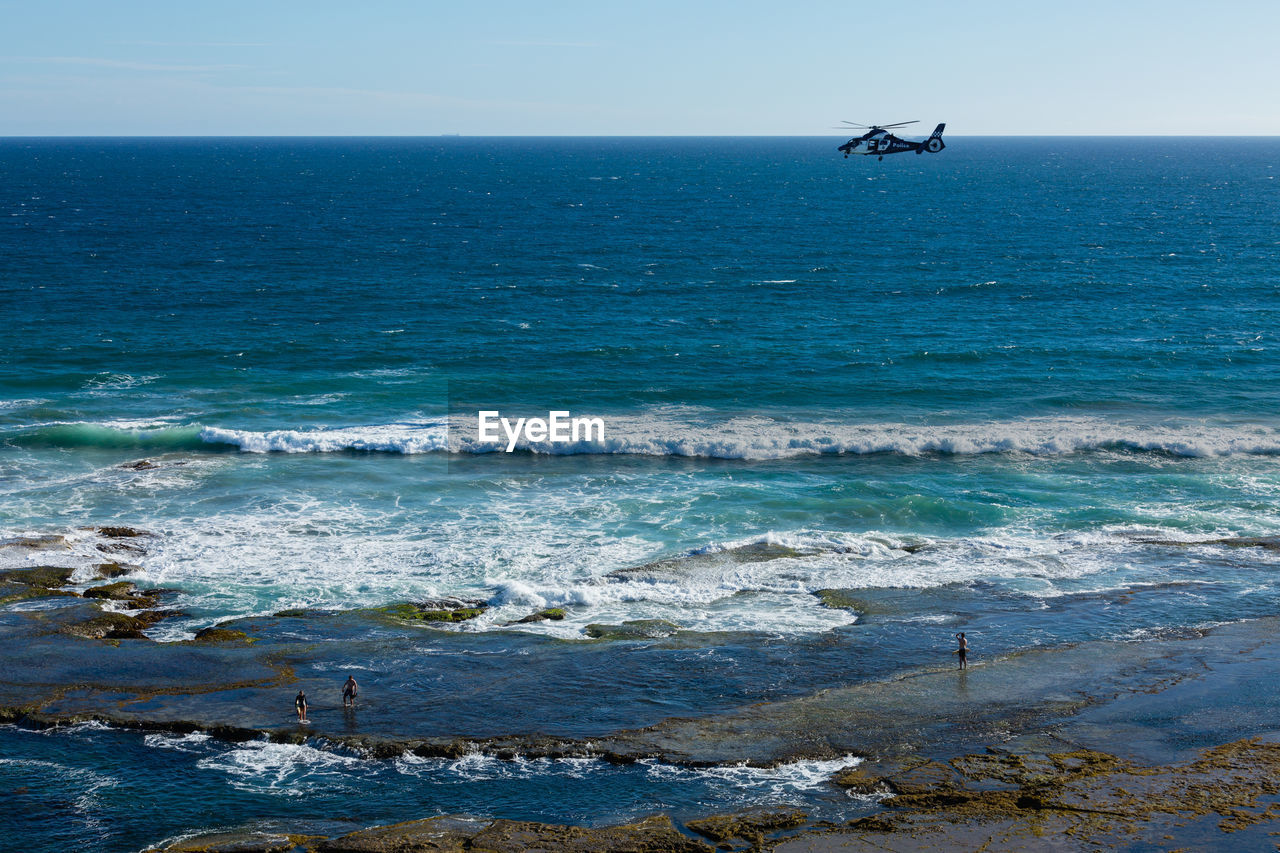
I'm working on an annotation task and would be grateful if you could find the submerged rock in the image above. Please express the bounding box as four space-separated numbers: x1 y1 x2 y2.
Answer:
610 541 814 582
585 619 681 640
1140 535 1280 551
153 831 296 852
812 589 867 611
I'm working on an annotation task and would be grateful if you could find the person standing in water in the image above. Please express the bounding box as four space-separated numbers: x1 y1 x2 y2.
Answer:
955 632 969 670
295 689 308 722
342 675 359 707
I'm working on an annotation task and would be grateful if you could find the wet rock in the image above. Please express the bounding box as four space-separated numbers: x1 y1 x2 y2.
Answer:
812 589 867 611
418 607 486 623
97 540 147 556
1140 535 1280 551
410 740 475 760
96 561 140 578
611 542 813 581
471 814 712 852
153 830 296 852
120 459 160 471
84 581 141 601
585 619 681 640
192 627 254 644
319 813 711 853
0 566 82 604
62 611 154 640
686 807 808 842
1 565 76 589
516 607 566 624
0 534 69 551
93 525 152 539
83 580 161 608
315 815 489 852
828 765 887 794
376 599 489 624
830 756 960 796
58 603 180 641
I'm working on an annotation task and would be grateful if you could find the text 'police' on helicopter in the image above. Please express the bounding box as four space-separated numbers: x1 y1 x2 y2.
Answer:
836 120 946 160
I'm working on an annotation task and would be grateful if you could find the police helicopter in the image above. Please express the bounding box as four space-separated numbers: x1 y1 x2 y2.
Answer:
836 120 946 160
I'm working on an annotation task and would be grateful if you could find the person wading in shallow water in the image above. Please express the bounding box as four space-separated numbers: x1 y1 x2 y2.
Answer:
342 675 359 707
295 689 308 722
955 632 969 670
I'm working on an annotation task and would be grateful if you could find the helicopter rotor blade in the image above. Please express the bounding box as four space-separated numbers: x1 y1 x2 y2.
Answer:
878 121 920 129
837 121 871 128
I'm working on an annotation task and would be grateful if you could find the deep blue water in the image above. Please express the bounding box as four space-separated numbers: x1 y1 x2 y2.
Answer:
2 137 1279 850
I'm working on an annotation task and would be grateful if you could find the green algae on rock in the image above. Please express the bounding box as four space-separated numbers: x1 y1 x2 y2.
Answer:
373 599 490 625
192 627 255 644
62 610 157 641
516 607 567 624
0 575 80 605
1 565 76 589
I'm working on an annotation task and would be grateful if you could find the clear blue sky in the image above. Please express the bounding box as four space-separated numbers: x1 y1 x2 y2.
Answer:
2 0 1277 135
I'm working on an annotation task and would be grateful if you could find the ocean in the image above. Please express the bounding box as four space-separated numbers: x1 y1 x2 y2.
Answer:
3 136 1280 850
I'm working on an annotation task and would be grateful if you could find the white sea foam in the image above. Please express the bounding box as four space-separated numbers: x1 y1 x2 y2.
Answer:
81 373 159 392
12 414 1280 461
393 749 859 798
11 455 1280 640
0 398 47 410
195 740 366 796
200 422 449 454
144 731 212 752
638 754 862 797
193 414 1280 460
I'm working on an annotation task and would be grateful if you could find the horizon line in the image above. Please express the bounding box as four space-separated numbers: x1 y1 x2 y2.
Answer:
3 133 1279 139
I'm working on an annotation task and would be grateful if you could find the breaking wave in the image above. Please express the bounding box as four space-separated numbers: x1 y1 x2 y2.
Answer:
7 415 1280 460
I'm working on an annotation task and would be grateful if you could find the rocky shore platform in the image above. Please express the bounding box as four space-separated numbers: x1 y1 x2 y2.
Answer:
5 531 1280 850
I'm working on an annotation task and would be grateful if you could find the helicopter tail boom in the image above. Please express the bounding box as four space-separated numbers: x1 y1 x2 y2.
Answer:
924 123 946 153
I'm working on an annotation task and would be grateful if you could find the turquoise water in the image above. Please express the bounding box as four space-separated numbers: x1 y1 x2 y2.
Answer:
2 137 1280 849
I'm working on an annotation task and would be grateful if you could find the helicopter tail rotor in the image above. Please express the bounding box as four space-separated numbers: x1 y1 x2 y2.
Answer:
924 123 946 153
